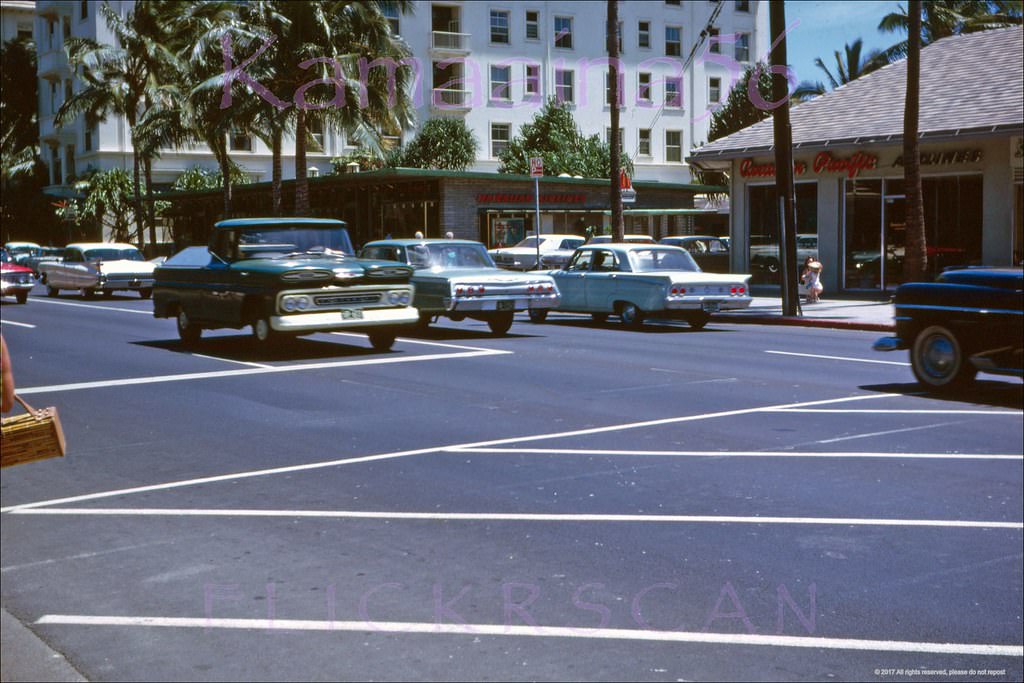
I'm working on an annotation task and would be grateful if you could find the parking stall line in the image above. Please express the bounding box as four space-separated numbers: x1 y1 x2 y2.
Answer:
28 298 151 315
765 350 911 366
768 409 1022 415
1 392 902 514
14 347 512 396
31 614 1024 657
188 352 270 369
447 447 1024 460
12 508 1024 530
0 319 35 328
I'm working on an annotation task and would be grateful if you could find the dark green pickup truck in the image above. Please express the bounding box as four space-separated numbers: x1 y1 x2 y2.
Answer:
153 218 419 350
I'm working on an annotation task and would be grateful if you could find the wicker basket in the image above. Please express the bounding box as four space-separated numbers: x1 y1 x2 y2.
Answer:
1 395 66 468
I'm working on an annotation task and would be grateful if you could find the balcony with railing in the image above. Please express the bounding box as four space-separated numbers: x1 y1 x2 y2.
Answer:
431 30 471 52
430 88 472 110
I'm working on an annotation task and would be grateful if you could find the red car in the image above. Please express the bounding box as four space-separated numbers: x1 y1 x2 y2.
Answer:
1 249 35 304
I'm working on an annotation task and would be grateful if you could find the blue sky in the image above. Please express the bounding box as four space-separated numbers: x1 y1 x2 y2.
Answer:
782 1 905 86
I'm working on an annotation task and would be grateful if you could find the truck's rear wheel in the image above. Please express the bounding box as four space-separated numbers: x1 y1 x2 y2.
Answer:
176 308 202 345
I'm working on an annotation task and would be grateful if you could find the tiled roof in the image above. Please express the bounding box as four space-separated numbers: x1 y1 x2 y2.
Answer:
689 26 1024 160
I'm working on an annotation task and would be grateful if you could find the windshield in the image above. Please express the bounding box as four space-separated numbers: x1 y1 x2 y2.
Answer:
628 248 700 272
84 248 144 262
0 250 10 264
237 226 354 258
406 243 494 269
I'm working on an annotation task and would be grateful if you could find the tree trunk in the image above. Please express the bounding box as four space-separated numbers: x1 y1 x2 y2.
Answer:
130 139 145 250
272 125 283 216
216 139 233 218
608 0 623 241
294 107 309 215
902 0 927 283
144 156 157 252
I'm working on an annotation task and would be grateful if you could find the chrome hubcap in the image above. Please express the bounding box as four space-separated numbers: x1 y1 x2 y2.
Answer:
922 334 955 378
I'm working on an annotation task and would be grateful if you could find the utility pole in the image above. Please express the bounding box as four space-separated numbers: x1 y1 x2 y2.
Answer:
769 0 798 316
608 0 623 240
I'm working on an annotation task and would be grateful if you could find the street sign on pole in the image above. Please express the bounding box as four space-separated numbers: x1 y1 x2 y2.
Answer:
531 158 543 268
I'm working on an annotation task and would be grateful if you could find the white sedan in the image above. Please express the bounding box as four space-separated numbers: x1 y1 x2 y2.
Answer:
39 242 156 299
488 234 585 271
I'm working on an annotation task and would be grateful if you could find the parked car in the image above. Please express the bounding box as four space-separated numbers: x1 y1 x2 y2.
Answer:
659 235 731 273
542 234 655 269
489 234 585 271
1 249 34 304
3 241 41 266
531 243 752 329
23 247 65 276
873 267 1023 390
360 238 560 335
153 218 419 350
38 242 156 298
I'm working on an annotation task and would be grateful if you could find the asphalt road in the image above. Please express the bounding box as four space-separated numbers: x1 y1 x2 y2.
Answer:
1 289 1022 682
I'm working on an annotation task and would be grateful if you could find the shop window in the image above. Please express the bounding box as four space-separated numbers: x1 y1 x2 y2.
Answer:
750 182 818 285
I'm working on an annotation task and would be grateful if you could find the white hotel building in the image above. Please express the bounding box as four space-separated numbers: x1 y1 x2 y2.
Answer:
33 0 767 196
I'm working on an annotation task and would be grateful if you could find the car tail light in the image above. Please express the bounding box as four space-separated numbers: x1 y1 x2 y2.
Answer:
730 287 737 295
477 286 486 295
739 286 746 295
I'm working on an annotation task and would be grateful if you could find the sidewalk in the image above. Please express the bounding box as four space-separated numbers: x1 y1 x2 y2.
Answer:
711 294 895 332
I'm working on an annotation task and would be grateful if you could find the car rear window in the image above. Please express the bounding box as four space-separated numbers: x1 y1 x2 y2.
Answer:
628 248 699 272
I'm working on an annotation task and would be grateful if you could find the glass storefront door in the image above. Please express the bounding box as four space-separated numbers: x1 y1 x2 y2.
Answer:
844 179 882 289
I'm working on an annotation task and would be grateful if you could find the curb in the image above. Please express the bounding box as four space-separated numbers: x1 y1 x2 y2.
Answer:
711 315 894 332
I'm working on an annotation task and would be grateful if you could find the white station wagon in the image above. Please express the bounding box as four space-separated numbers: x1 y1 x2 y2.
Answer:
39 242 156 299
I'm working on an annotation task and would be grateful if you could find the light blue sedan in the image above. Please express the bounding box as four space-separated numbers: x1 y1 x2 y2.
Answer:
530 243 752 330
360 239 560 335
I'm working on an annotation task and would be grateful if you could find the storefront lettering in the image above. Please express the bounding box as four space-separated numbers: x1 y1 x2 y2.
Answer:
476 193 586 204
738 159 807 178
891 149 983 167
812 151 877 178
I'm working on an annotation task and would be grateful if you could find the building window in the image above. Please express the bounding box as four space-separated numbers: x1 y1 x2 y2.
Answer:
382 4 400 34
525 10 539 40
709 77 721 103
84 127 92 152
229 129 252 152
525 64 540 98
490 10 510 44
491 123 510 158
665 26 681 57
50 147 61 185
638 21 650 48
708 28 720 54
554 16 573 49
49 81 57 115
64 80 73 106
80 0 89 20
666 0 681 5
665 131 682 162
606 70 624 106
638 72 652 102
555 68 574 103
16 22 32 40
308 118 324 152
638 129 651 156
665 77 682 107
605 127 624 145
490 64 511 100
735 33 750 62
736 0 751 12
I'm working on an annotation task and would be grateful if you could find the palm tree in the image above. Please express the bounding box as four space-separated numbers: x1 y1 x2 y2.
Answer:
878 0 1023 61
57 2 174 250
792 38 887 101
264 1 416 214
903 0 927 282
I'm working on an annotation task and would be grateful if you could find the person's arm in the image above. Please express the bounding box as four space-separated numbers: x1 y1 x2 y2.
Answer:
1 335 14 414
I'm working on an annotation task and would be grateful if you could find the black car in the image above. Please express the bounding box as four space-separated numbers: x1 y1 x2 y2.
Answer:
659 236 731 273
873 267 1023 390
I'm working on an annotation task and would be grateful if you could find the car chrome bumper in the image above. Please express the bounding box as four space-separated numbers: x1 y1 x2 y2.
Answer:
96 277 155 291
448 295 560 312
665 297 752 311
270 306 419 332
1 282 34 293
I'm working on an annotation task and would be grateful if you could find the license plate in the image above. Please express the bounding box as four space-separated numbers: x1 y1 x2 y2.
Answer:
340 309 364 320
497 300 515 311
702 301 720 313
